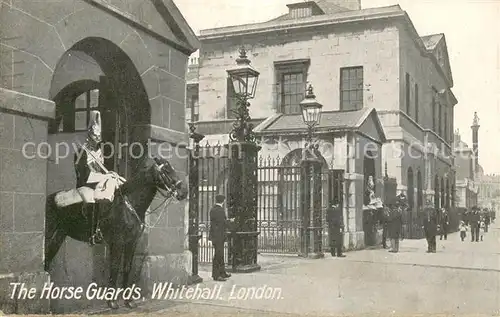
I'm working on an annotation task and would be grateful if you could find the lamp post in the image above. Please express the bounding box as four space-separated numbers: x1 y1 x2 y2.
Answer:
299 84 324 258
225 47 261 273
188 123 204 284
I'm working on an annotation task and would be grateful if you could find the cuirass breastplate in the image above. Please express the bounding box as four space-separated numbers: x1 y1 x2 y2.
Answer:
86 148 104 173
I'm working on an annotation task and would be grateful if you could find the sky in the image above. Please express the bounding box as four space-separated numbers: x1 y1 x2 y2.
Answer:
175 0 500 174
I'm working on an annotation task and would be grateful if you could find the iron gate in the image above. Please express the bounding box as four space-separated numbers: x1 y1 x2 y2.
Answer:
190 138 346 261
193 141 231 264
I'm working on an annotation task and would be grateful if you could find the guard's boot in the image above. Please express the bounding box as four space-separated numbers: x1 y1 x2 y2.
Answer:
89 201 110 245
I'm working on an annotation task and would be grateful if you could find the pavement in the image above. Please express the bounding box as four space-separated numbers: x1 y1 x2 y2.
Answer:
89 222 500 316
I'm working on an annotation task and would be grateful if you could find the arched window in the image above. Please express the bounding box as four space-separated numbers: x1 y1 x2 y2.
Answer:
417 170 423 208
51 87 100 133
363 151 376 205
407 167 414 210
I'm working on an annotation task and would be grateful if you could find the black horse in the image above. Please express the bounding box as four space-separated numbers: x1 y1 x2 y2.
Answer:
44 156 188 309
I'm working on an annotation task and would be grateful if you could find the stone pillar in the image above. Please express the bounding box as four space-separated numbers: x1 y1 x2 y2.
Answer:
0 88 54 314
134 135 191 292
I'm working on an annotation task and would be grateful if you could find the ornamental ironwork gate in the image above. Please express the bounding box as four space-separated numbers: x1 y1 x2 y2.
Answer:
193 141 231 264
189 134 346 262
257 157 302 253
256 157 345 254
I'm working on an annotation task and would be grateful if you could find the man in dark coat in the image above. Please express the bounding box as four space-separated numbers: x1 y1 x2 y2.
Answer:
209 194 232 281
388 204 402 253
439 208 449 240
484 209 490 233
469 206 480 242
326 200 345 257
423 207 437 253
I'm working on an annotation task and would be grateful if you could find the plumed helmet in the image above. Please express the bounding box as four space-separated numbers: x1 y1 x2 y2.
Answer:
88 110 102 142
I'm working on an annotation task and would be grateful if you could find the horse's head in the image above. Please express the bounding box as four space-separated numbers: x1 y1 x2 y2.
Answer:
150 156 188 201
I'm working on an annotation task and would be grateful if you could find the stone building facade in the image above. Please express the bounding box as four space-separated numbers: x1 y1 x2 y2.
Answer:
0 0 198 313
188 0 457 247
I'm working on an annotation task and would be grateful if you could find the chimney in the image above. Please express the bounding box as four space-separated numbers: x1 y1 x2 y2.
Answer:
286 1 325 19
325 0 361 10
471 111 480 169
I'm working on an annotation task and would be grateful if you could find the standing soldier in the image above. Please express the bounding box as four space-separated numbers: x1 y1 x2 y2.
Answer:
326 199 346 257
423 205 438 253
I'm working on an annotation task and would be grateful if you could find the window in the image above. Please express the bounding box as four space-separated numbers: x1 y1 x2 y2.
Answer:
414 83 419 123
53 88 99 133
186 95 199 122
405 73 411 115
444 110 448 142
438 102 442 137
226 78 238 119
340 66 363 111
74 89 99 131
274 59 309 114
281 73 305 114
431 87 437 132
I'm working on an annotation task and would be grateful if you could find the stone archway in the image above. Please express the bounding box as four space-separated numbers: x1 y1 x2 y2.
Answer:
45 37 150 312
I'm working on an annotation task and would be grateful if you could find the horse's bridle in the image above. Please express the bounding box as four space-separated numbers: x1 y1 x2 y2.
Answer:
154 160 183 199
120 159 182 229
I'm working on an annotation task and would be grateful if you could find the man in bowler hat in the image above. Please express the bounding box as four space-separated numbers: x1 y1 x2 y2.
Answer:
210 194 233 281
423 206 438 253
470 206 480 242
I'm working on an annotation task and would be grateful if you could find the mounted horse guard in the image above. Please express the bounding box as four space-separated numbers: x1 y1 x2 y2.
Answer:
54 110 126 245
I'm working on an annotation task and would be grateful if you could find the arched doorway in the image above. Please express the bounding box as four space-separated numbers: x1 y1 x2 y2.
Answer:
46 37 150 308
407 167 414 211
363 151 376 205
417 170 423 209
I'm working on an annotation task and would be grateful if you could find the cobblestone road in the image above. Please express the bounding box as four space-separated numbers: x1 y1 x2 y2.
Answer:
91 221 500 316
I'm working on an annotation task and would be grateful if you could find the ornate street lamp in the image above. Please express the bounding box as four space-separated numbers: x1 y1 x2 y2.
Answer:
299 83 324 259
300 84 323 145
227 47 260 100
225 46 261 273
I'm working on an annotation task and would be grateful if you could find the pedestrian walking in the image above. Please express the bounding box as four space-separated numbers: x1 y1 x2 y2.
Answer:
459 221 467 242
480 221 486 241
470 206 480 242
439 208 449 240
423 206 437 253
209 194 233 281
326 199 346 257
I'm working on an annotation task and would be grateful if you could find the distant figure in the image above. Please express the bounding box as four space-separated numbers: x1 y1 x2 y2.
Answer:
209 194 233 281
388 205 402 253
423 207 438 253
326 199 346 257
381 207 390 249
480 221 486 241
470 207 480 242
459 221 467 242
484 211 490 233
439 208 449 240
